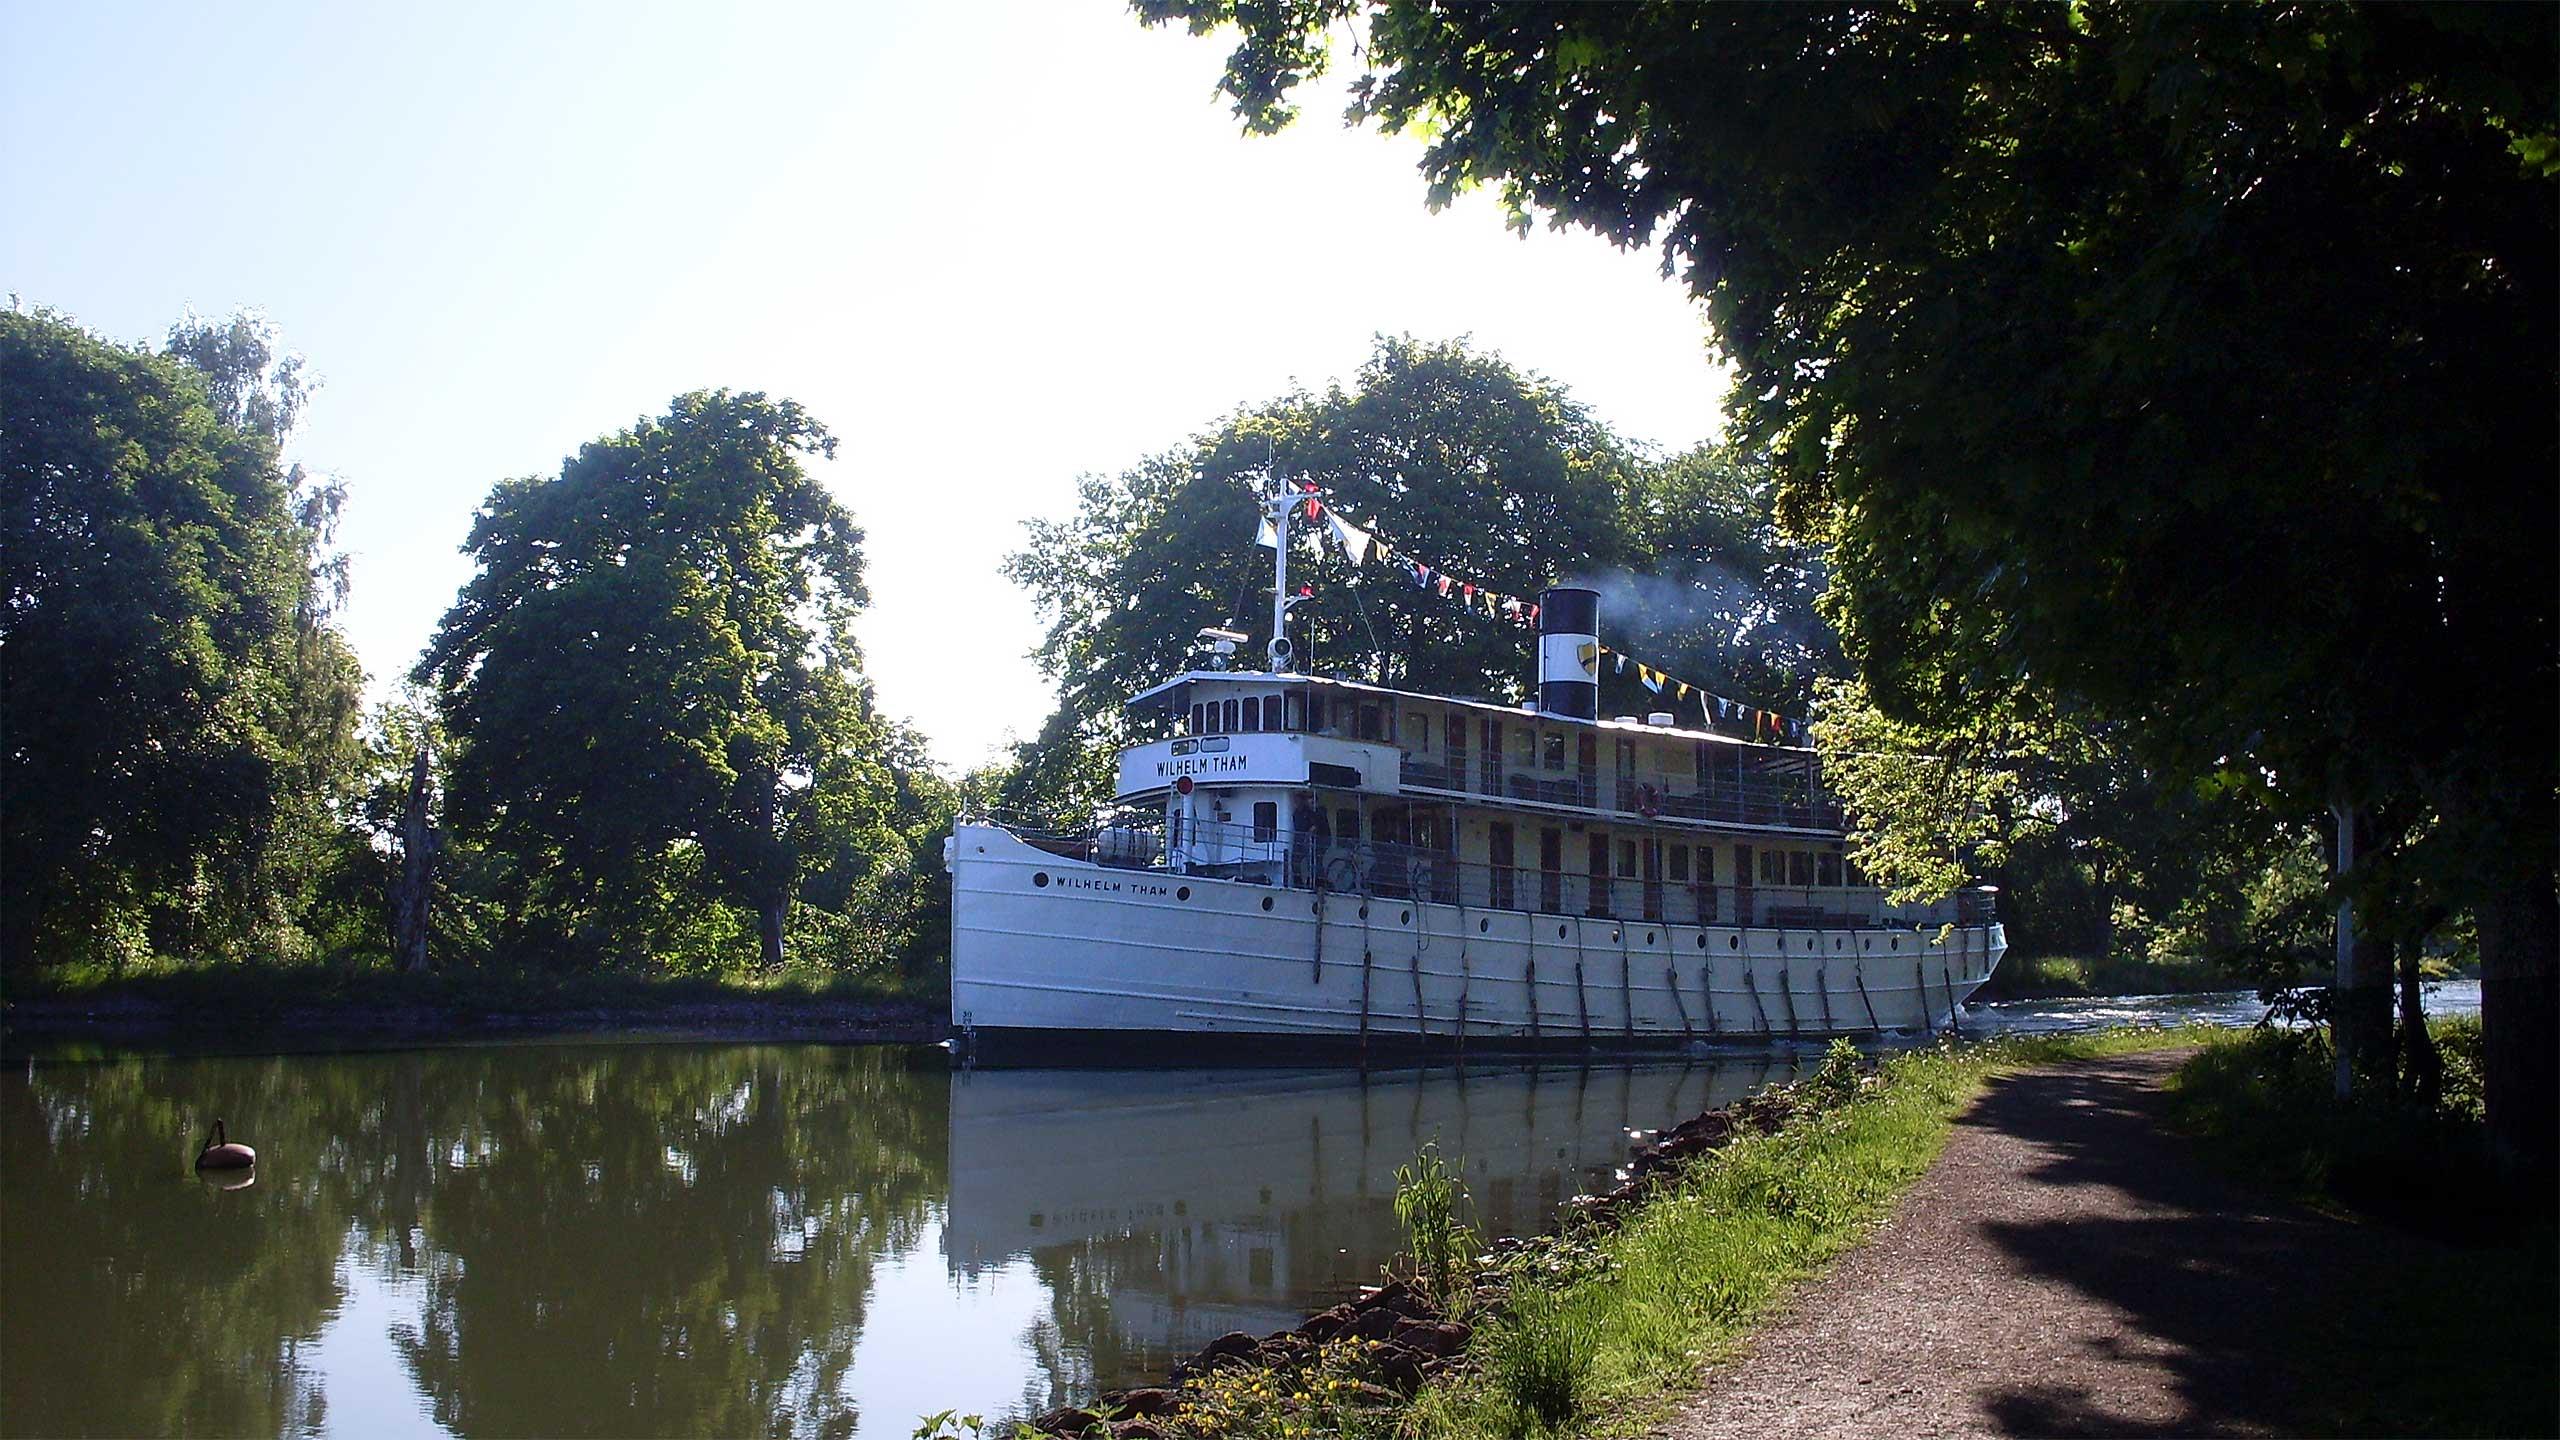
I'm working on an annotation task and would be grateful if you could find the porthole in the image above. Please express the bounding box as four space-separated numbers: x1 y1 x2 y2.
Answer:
1177 886 1191 901
1862 938 1872 951
1359 905 1370 919
1032 871 1049 888
1891 937 1901 951
1807 937 1816 950
1645 931 1657 946
1479 918 1491 933
1261 896 1273 911
1695 936 1708 950
1610 929 1621 943
1400 909 1412 925
1728 936 1741 950
1559 924 1569 938
1835 938 1844 950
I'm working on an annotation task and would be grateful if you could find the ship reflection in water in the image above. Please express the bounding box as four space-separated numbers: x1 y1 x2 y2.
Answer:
0 1042 1794 1439
944 1056 1797 1401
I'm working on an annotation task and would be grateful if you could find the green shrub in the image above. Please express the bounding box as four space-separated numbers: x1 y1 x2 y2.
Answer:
1393 1141 1480 1311
1486 1283 1601 1433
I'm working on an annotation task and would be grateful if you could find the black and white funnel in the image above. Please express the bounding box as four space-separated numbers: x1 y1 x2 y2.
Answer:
1536 586 1600 721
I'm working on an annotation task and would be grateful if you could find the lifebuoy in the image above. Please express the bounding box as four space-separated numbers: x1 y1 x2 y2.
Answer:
1635 783 1663 818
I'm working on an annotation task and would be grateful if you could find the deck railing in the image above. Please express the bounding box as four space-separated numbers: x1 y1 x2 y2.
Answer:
1393 756 1844 831
1000 813 1993 931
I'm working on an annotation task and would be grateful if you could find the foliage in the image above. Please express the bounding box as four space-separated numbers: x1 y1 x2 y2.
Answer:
1815 676 2307 969
1391 1141 1480 1313
0 306 365 976
416 390 932 974
1002 336 1839 823
1141 0 2558 1176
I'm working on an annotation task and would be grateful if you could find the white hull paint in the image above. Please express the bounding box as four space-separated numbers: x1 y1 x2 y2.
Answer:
949 824 2005 1051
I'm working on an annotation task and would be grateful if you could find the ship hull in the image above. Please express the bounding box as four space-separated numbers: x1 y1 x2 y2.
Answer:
949 824 2005 1062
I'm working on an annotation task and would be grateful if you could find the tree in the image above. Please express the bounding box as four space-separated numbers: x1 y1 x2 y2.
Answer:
1143 0 2557 1174
416 391 890 972
1003 335 1649 817
0 307 363 974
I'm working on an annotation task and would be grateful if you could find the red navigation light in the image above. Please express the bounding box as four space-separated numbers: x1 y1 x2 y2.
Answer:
1175 775 1194 795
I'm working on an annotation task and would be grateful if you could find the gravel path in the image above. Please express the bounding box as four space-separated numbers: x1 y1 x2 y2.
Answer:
1659 1049 2464 1438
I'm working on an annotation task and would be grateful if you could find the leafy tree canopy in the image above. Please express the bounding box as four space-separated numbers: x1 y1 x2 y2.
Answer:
1 306 363 974
416 390 899 971
1001 335 1838 819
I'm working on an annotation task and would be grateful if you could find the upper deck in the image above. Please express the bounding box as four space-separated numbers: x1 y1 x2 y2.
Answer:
1119 670 1843 837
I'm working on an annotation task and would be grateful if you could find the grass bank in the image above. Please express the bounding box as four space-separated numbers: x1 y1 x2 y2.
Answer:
2 960 941 1048
1402 1028 2218 1438
1971 950 2238 1001
1051 1026 2218 1440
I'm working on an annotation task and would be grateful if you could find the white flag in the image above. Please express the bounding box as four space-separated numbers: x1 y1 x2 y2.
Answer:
1327 512 1374 566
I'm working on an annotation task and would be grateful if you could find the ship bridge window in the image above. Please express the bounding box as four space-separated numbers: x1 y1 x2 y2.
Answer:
1264 694 1283 731
1223 697 1240 732
1191 701 1207 735
1284 692 1304 731
1241 695 1262 732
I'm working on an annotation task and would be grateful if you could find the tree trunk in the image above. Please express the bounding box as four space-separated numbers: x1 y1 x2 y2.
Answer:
2475 879 2557 1181
2330 805 2394 1095
393 744 437 974
759 896 786 971
2397 935 2441 1112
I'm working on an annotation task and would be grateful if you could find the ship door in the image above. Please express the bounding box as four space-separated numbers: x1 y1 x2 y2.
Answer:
1577 734 1599 807
1488 823 1515 910
1642 838 1665 921
1734 843 1755 926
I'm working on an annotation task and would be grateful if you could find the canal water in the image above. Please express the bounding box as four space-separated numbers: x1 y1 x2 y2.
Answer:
0 983 2479 1438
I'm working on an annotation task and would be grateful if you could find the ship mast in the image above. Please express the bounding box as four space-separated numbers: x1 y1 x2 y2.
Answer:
1265 472 1298 673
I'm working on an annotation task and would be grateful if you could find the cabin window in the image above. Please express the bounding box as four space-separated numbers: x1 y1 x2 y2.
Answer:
1617 840 1638 879
1818 853 1843 888
1253 801 1278 843
1542 732 1567 771
1539 828 1563 912
1241 695 1262 732
1263 695 1283 731
1586 834 1611 917
1358 704 1382 741
1516 727 1537 765
1760 850 1784 886
1404 711 1429 753
1284 692 1304 731
1698 846 1716 884
1789 851 1814 888
1191 701 1206 735
1222 698 1240 732
1846 856 1866 889
1668 846 1690 884
1489 823 1516 910
1615 737 1636 783
1335 807 1361 843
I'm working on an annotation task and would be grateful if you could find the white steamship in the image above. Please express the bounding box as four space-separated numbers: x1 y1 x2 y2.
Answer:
945 477 2005 1059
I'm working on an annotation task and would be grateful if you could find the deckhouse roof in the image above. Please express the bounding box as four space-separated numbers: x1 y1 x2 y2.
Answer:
1124 670 1807 757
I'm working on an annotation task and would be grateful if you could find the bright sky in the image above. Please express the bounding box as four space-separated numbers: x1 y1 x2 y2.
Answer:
2 0 1725 769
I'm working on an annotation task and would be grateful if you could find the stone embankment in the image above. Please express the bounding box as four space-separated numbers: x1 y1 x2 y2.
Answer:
1030 1080 1818 1438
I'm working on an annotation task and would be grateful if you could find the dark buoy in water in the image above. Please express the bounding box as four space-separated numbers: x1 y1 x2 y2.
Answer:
195 1118 255 1171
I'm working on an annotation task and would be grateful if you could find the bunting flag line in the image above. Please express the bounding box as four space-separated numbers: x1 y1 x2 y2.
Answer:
1273 479 1803 740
